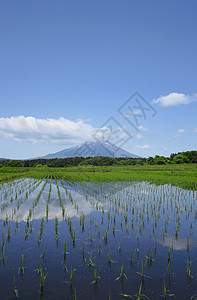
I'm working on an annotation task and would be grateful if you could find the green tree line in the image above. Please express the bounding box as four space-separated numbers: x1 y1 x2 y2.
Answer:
0 150 196 168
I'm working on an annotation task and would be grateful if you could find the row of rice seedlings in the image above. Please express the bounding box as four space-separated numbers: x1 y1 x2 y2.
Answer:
58 178 82 216
62 179 105 213
0 179 196 298
38 217 45 246
1 178 43 221
0 178 28 213
48 175 53 201
54 177 66 218
57 176 69 196
80 214 85 231
55 216 59 245
54 177 62 206
28 178 44 195
1 178 35 206
33 177 49 208
0 178 25 200
26 177 48 221
1 218 195 298
67 217 76 246
1 177 38 197
58 178 81 216
0 244 6 261
63 241 69 265
46 176 52 220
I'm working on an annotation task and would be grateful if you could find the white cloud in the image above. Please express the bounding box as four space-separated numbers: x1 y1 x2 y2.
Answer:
174 129 186 138
153 92 197 107
193 128 197 133
0 116 97 145
0 116 131 146
94 125 129 142
135 144 152 149
136 133 144 139
137 125 149 132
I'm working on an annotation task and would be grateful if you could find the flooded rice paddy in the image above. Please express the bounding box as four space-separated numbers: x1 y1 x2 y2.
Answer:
0 176 197 299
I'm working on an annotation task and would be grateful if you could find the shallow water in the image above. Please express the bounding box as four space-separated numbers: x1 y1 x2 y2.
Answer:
0 178 197 299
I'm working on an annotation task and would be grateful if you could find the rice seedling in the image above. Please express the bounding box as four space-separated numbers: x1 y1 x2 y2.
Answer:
91 268 100 285
29 222 33 233
88 251 95 267
75 288 77 300
62 205 65 218
146 249 153 266
109 288 111 300
98 242 102 255
161 277 175 299
72 231 76 245
7 226 11 241
25 226 28 240
89 231 94 242
118 240 121 253
63 241 69 264
130 251 133 265
33 262 42 275
18 254 25 274
168 247 171 263
113 225 115 237
81 214 85 231
115 264 128 281
46 203 49 219
40 245 46 261
175 223 179 238
65 266 76 287
13 276 19 298
107 250 113 264
187 259 192 278
103 229 109 244
54 216 59 242
40 267 48 294
124 213 128 224
0 244 6 261
26 216 30 227
137 260 149 279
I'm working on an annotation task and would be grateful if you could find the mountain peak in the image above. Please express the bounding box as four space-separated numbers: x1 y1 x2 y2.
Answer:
39 140 140 159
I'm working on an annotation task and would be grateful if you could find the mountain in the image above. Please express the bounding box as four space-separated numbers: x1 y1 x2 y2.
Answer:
39 141 140 159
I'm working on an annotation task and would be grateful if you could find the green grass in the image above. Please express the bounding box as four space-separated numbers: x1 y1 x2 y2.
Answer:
0 164 197 189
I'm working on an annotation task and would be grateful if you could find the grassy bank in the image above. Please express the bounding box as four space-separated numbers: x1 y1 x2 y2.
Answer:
0 164 196 190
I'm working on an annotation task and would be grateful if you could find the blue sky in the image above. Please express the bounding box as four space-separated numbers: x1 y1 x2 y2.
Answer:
0 0 196 159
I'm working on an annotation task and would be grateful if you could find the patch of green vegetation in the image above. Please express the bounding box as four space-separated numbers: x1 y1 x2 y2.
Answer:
0 167 33 183
0 164 196 190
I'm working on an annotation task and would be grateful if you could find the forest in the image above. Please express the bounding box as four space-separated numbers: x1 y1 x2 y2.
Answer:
0 150 197 168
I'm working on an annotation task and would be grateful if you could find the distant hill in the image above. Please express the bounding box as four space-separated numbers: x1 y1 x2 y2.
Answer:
38 141 140 159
